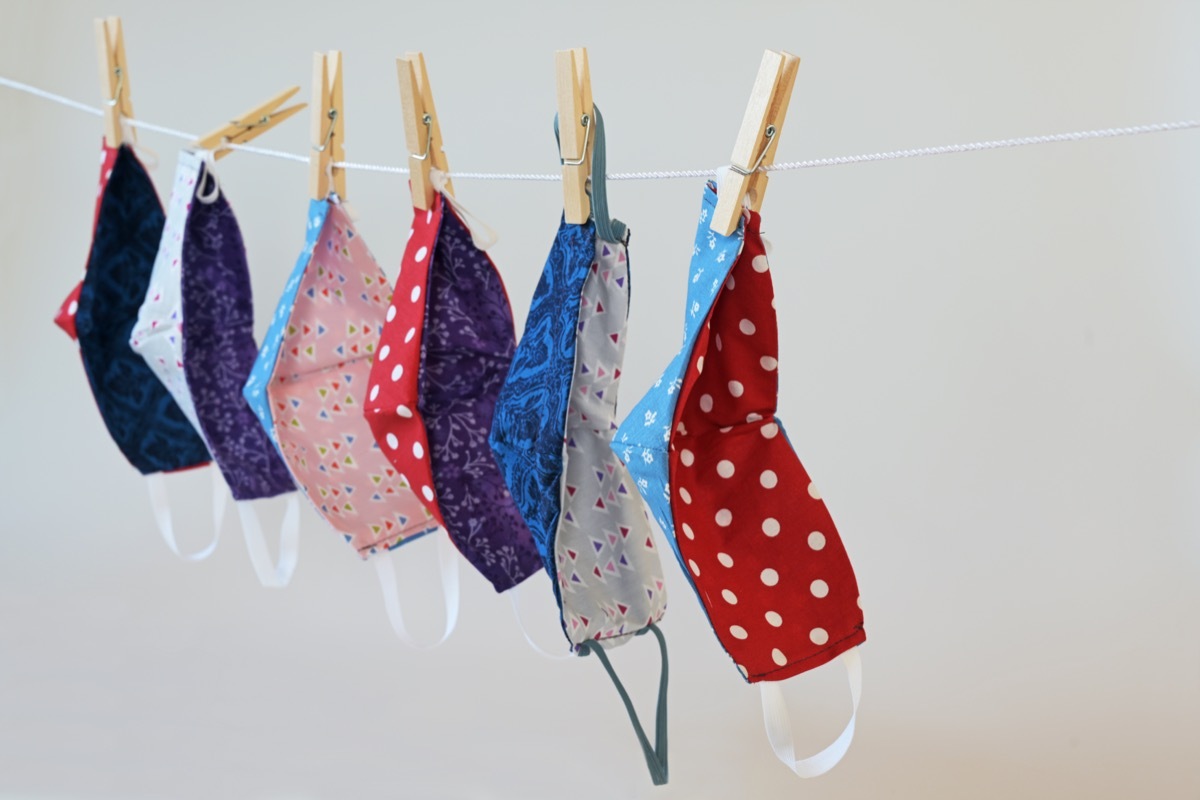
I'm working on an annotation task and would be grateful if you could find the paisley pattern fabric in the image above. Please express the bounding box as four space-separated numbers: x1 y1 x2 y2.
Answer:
181 165 295 502
364 194 542 592
246 199 442 556
614 185 740 562
556 237 666 648
55 141 118 339
74 144 210 475
489 218 596 602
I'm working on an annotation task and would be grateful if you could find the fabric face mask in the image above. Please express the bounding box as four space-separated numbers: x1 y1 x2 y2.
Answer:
244 196 456 643
128 150 299 585
55 142 117 339
64 143 211 478
362 181 542 593
489 106 669 785
616 182 865 778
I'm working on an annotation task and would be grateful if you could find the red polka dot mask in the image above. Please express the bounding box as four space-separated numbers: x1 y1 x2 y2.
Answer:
616 183 865 776
362 187 543 594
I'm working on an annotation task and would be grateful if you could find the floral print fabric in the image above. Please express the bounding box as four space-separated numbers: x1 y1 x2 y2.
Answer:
180 163 295 501
364 194 542 592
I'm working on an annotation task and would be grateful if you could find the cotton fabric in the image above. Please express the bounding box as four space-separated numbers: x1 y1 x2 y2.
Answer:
490 218 666 648
245 198 441 555
616 184 865 682
363 194 542 592
69 143 210 474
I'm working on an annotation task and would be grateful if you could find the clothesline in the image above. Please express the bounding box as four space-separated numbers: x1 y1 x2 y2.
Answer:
3 75 1198 181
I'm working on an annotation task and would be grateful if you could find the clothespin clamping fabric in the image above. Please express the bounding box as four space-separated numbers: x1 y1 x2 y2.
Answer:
710 50 799 236
615 49 867 780
489 47 670 786
244 53 459 645
54 16 139 341
56 18 215 567
309 51 347 201
362 51 543 602
397 52 454 210
95 16 135 148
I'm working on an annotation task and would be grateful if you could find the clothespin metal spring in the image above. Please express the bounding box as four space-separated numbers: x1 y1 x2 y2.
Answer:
730 124 776 177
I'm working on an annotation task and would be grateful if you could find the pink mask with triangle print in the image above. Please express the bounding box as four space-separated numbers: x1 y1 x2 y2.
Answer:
245 198 445 559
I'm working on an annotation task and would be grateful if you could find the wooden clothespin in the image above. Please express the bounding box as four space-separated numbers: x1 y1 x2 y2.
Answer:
711 50 800 236
94 17 135 148
192 87 306 160
309 51 346 201
397 52 452 210
555 47 594 224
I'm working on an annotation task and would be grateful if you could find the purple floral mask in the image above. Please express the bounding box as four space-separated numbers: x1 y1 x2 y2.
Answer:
363 184 543 593
130 151 299 586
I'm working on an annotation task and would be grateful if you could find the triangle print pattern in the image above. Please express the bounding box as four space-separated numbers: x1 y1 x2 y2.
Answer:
557 237 666 648
264 200 442 556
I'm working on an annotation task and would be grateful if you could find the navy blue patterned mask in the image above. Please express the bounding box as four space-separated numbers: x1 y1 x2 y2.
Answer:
72 144 210 475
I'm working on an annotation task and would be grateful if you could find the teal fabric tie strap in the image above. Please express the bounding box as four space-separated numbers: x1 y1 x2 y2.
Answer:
576 623 669 785
553 104 628 245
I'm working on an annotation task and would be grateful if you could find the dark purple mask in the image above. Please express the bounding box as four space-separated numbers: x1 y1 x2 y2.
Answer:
180 169 295 501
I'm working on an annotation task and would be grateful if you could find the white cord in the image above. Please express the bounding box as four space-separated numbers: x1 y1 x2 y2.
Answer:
2 76 103 116
3 75 1196 182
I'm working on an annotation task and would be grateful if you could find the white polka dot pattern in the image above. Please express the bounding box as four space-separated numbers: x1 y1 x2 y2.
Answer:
360 194 445 538
667 206 865 683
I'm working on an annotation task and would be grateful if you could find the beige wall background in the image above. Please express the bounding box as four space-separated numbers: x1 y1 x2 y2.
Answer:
1 1 1198 797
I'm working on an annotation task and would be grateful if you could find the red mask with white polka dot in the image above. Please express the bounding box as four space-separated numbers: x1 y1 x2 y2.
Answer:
669 209 865 684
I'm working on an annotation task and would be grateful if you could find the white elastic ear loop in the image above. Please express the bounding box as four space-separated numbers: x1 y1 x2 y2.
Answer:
760 647 863 778
373 529 460 649
234 494 300 588
194 150 221 205
508 580 572 660
146 468 226 562
430 168 499 251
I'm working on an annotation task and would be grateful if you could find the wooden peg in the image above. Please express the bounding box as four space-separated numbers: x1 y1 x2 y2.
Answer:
192 86 306 160
555 47 594 224
398 52 452 210
711 50 800 236
309 51 346 201
94 17 135 148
